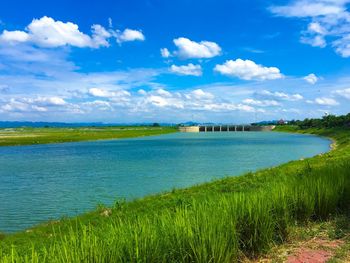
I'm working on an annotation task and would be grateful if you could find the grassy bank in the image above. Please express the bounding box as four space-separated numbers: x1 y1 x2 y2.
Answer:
0 126 177 147
0 127 349 262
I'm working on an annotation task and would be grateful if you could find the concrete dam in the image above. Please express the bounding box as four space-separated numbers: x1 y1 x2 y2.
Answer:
178 125 275 133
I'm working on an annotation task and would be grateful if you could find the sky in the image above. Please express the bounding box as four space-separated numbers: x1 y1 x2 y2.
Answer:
0 0 350 124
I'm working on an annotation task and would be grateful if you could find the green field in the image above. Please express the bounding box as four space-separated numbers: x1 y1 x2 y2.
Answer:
0 126 349 262
0 126 177 147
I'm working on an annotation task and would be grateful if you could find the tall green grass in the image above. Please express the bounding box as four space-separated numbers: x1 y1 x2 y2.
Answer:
1 158 349 262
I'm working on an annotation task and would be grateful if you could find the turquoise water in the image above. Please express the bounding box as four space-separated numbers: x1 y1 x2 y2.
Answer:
0 132 330 233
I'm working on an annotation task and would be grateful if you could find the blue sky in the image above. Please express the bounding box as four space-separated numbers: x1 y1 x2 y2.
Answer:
0 0 349 123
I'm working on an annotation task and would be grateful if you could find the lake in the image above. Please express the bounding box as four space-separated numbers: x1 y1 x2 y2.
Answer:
0 132 330 233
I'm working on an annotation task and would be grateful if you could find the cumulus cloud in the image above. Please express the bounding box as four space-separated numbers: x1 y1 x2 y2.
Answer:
33 97 66 106
258 90 304 101
145 95 184 109
1 96 67 113
89 88 131 101
242 98 281 107
214 59 283 81
0 16 145 49
304 73 319 84
0 16 109 48
89 88 111 97
189 89 214 100
170 63 202 76
314 97 339 105
116 29 145 43
269 0 350 57
0 30 30 43
131 88 261 113
169 37 221 59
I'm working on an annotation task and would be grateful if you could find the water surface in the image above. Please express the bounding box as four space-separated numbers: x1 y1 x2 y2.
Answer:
0 132 330 233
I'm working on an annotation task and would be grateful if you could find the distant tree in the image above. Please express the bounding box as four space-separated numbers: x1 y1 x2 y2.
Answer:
294 113 350 129
152 123 160 127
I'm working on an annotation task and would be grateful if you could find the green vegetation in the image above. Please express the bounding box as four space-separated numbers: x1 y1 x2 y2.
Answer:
0 126 177 147
0 121 349 262
287 113 350 129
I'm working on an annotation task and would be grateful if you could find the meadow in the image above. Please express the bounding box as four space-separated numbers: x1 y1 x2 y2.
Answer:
0 126 349 262
0 126 177 147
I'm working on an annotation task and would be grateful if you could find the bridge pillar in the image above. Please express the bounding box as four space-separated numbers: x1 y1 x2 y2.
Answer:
235 126 237 132
220 125 222 132
205 126 207 132
243 126 245 132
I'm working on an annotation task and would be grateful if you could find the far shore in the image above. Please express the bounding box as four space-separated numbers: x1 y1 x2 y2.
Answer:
0 126 177 147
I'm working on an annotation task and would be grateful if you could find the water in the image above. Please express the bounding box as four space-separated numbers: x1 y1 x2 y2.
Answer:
0 132 330 233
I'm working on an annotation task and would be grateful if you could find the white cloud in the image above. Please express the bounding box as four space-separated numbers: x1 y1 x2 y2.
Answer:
155 88 172 97
91 24 112 47
172 37 221 59
137 89 147 95
1 96 67 113
83 100 112 111
160 48 171 58
304 73 319 84
1 99 37 112
315 97 339 105
132 87 261 113
0 30 30 43
116 29 145 43
190 89 214 100
0 16 110 48
0 16 145 49
334 88 350 99
308 22 327 35
301 34 327 47
145 95 184 109
333 35 350 57
170 63 202 76
89 88 131 100
214 59 283 81
27 16 97 47
258 90 304 101
89 88 111 97
269 0 350 57
34 97 66 106
242 98 281 106
270 1 345 17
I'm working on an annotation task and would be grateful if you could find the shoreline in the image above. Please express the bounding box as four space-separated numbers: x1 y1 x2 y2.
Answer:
0 126 177 147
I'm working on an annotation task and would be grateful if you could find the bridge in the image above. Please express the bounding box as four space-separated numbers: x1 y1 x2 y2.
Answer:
178 125 275 132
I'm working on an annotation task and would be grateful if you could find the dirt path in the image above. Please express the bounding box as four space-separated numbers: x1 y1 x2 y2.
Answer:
286 238 343 263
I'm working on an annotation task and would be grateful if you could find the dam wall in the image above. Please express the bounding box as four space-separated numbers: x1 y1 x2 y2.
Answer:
179 125 275 133
178 126 200 132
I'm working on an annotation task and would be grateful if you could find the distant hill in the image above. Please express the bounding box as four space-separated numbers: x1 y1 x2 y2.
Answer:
0 121 106 128
0 121 176 128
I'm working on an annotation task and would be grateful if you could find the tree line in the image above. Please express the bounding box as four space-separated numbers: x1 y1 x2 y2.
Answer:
287 113 350 129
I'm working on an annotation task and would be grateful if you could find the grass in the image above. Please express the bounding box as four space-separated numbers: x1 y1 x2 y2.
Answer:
0 126 177 146
0 126 349 262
